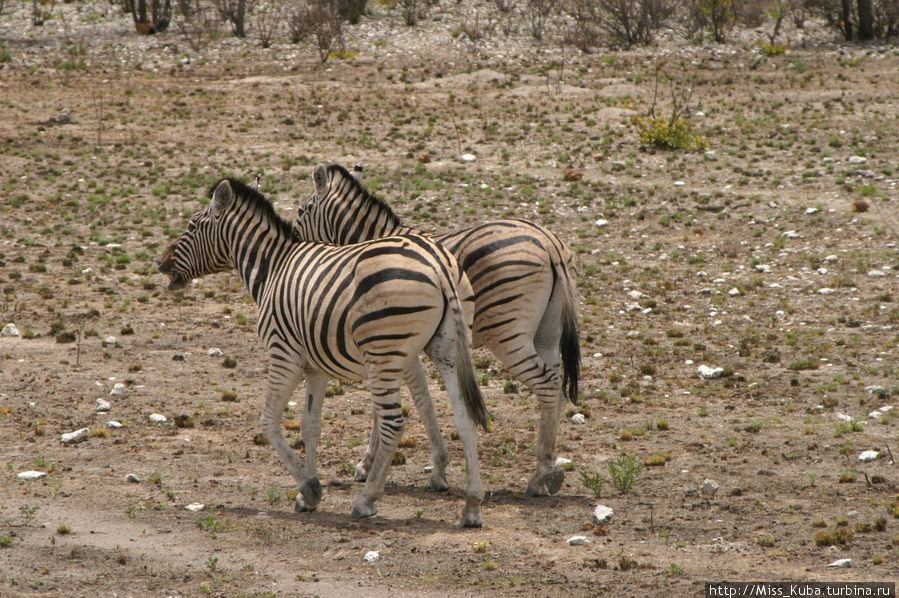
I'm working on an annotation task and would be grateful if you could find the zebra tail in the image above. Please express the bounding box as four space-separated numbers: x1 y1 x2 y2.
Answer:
444 274 489 431
556 260 581 406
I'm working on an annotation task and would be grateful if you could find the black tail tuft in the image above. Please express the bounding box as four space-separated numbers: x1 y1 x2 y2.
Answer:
459 360 489 430
559 271 581 405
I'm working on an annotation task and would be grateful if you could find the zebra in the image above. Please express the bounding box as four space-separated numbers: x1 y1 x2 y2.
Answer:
295 163 581 497
158 176 488 527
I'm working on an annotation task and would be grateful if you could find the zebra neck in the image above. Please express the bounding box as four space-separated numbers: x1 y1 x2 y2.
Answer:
227 219 293 303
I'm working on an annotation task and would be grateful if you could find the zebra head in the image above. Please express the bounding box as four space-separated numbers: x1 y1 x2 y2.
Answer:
294 164 334 242
158 179 235 291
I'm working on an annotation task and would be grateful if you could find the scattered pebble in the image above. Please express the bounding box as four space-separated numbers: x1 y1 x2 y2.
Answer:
56 108 72 124
18 471 47 481
103 336 117 346
571 413 585 424
864 385 885 394
1 323 20 337
782 230 801 239
149 413 167 423
125 473 141 483
460 153 476 162
172 353 185 361
754 264 772 273
823 255 838 262
835 412 853 423
185 502 205 512
61 428 90 444
867 270 885 277
109 383 127 398
593 505 613 524
827 558 852 568
701 479 719 497
555 457 572 467
816 267 828 275
96 398 111 412
697 365 724 379
208 347 223 357
595 218 609 228
858 450 880 462
107 420 124 429
728 287 740 297
363 550 380 563
673 180 685 186
566 536 590 546
848 155 867 164
805 207 819 214
817 288 835 295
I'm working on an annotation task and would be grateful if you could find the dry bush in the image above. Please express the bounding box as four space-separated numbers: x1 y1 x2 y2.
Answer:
597 0 675 46
809 0 898 39
400 0 420 26
176 0 220 49
338 0 368 24
31 0 56 26
677 0 735 42
131 0 172 33
561 0 603 52
522 0 555 39
213 0 256 37
253 0 284 47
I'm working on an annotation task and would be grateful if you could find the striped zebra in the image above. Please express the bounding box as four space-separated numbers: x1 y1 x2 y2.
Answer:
158 177 488 527
295 164 581 497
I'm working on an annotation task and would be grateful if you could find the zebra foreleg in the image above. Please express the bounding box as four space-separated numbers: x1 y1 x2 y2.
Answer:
404 360 450 492
526 315 566 497
354 408 378 483
351 383 405 520
259 365 315 510
295 369 328 512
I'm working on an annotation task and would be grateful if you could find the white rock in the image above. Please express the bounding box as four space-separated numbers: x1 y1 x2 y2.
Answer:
827 558 852 568
571 413 586 424
805 207 819 214
880 405 893 413
864 385 885 394
208 347 223 357
817 267 828 275
96 398 111 412
858 450 880 462
593 504 613 524
595 219 609 228
627 290 647 300
868 411 882 419
107 420 124 429
125 473 141 483
867 270 885 277
363 550 380 563
460 153 476 162
755 264 771 273
673 181 685 186
728 287 740 296
149 413 167 423
848 155 867 164
782 230 801 239
185 502 204 512
566 536 590 546
697 365 724 379
817 288 835 295
823 255 838 262
18 471 47 481
109 383 127 398
1 323 20 337
555 457 572 467
701 478 719 497
835 412 853 423
103 336 117 345
61 428 90 444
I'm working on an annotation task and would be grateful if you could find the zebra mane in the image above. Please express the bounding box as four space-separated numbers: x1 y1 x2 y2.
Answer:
209 177 301 243
327 163 403 229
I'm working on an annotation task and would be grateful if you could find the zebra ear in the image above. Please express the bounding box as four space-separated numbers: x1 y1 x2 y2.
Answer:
211 180 233 217
313 164 329 198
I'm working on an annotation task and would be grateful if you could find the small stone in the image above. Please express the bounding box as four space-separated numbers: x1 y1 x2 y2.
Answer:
835 412 853 423
555 457 572 468
460 153 476 162
827 558 851 568
755 264 771 273
149 413 167 423
864 385 885 394
673 181 686 187
96 398 111 412
728 287 740 296
1 323 20 337
625 303 642 313
782 230 801 239
208 347 223 357
627 290 647 300
858 450 880 462
56 108 72 124
848 156 867 164
817 288 835 295
817 267 828 275
867 411 882 419
593 504 613 524
701 478 719 497
109 383 127 397
184 502 204 512
103 336 117 346
805 207 819 214
107 420 124 429
363 550 380 563
867 270 885 277
18 471 47 481
125 474 141 483
697 365 724 379
566 536 590 546
61 428 90 444
595 218 609 228
571 413 585 424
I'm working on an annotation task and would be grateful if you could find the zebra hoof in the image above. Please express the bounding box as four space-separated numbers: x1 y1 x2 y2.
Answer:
297 477 322 511
459 509 483 528
544 469 565 495
425 476 449 492
354 462 369 483
351 500 377 520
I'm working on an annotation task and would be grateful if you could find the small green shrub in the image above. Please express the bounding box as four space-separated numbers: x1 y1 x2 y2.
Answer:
633 115 709 151
608 454 644 494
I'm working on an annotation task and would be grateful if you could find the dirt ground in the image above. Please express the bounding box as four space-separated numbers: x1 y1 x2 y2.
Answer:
1 1 898 596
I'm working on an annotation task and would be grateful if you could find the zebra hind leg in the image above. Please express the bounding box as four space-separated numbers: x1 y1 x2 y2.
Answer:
295 370 328 512
404 359 450 491
351 383 405 520
354 409 378 483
